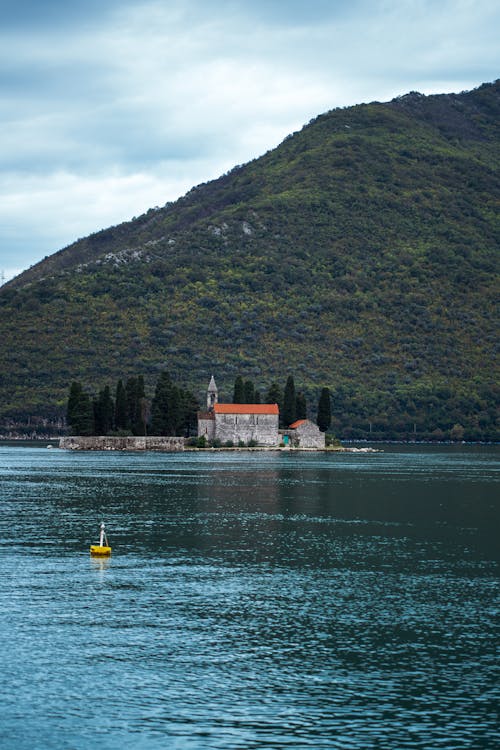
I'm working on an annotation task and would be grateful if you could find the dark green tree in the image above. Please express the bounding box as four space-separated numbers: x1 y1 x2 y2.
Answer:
317 387 332 432
151 372 199 435
67 381 82 427
151 372 176 435
254 390 261 404
101 385 114 434
265 382 283 408
178 387 200 436
94 385 114 435
139 394 150 436
114 379 128 431
233 375 244 404
67 381 94 435
126 376 146 435
296 391 307 420
283 375 296 427
243 379 255 403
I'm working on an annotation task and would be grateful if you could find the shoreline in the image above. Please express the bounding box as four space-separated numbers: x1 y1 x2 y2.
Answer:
0 437 496 449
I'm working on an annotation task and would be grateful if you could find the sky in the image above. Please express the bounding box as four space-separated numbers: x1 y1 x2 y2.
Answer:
1 0 498 283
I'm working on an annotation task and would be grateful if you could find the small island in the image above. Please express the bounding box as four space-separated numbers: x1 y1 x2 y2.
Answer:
60 376 343 452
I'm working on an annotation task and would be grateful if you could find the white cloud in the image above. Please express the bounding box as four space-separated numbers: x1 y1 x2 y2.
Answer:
0 0 499 278
0 161 231 265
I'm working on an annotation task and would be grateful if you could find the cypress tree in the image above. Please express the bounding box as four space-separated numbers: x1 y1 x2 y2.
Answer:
233 375 244 404
283 375 296 427
126 377 138 431
76 391 94 436
317 387 332 432
243 379 255 403
67 381 82 428
94 386 114 435
266 381 283 426
67 382 94 435
101 386 114 434
114 379 128 431
296 392 307 420
265 382 282 408
93 396 101 435
167 385 182 434
151 373 191 435
178 387 200 436
126 376 146 435
136 376 147 435
150 372 172 435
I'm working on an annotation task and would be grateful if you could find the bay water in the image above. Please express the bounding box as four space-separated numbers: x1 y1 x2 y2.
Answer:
0 444 498 749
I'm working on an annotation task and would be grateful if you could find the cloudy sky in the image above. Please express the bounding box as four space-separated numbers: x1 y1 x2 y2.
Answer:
1 0 498 282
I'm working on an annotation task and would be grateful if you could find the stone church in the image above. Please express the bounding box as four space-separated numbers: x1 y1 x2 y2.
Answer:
285 419 325 449
197 376 279 446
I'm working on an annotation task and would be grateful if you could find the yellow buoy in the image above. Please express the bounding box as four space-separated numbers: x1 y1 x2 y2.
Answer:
90 522 112 556
90 544 112 556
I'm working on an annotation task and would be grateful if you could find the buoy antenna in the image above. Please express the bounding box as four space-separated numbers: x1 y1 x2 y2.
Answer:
90 522 111 556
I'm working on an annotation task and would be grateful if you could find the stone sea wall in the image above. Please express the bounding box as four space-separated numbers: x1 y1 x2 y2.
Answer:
60 436 185 451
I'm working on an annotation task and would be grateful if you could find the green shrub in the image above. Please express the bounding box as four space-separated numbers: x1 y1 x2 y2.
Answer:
325 433 340 446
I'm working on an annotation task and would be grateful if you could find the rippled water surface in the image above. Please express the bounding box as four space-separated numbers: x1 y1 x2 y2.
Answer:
1 444 498 749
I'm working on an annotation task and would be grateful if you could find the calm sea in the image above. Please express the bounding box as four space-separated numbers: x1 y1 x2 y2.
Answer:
0 443 498 749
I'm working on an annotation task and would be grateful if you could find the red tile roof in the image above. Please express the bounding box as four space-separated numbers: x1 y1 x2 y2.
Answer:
289 419 307 429
214 403 279 415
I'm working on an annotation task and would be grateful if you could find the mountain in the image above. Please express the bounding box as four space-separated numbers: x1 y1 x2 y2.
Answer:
1 81 499 440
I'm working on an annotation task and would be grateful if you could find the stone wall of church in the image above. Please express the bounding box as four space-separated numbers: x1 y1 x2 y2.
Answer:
197 412 216 440
215 413 279 446
292 420 325 448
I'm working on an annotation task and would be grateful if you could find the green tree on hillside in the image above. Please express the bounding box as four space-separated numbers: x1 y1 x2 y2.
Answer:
450 423 465 441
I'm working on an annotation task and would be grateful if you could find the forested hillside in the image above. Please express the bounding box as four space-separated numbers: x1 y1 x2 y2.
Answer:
1 81 498 440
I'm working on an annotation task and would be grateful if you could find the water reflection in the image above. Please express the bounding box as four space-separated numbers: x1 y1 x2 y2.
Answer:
90 557 111 574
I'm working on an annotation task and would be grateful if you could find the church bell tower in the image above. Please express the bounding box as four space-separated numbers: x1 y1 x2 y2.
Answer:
207 375 218 411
